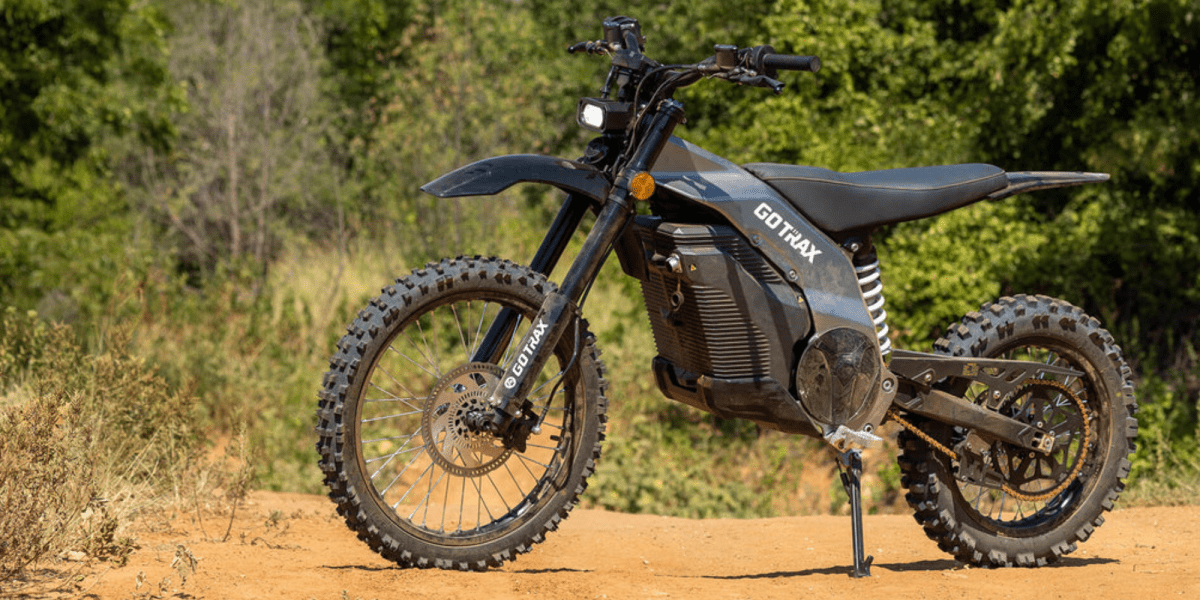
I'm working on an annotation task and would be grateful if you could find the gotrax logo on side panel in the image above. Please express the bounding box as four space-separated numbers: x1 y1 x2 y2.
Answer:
754 202 823 264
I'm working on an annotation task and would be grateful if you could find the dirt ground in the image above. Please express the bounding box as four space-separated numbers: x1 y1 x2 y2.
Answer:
33 491 1200 599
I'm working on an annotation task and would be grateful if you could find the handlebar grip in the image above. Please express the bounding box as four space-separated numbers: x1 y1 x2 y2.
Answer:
762 54 821 73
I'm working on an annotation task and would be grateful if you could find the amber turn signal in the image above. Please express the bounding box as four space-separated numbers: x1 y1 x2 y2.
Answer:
629 171 656 201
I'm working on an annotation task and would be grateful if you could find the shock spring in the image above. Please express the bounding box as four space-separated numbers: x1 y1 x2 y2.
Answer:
855 259 892 355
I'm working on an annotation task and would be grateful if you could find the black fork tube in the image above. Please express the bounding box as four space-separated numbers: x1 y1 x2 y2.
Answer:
485 100 686 423
483 185 634 422
471 193 592 365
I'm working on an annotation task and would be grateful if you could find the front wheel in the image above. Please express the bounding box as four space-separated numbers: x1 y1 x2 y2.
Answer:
316 257 608 571
897 294 1137 567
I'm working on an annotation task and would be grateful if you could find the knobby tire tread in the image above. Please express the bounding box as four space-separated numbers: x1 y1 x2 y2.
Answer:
897 294 1137 568
314 256 609 571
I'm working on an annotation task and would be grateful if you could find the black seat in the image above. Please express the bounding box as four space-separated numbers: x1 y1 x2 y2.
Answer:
743 162 1008 234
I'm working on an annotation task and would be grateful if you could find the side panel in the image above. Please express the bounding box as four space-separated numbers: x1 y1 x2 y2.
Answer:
651 137 877 342
421 154 610 202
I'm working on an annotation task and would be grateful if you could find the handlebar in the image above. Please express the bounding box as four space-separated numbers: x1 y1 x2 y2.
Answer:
762 53 821 73
740 45 821 76
568 17 822 99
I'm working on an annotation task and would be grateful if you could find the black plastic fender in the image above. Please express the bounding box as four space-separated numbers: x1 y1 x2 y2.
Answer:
420 154 610 202
986 171 1110 201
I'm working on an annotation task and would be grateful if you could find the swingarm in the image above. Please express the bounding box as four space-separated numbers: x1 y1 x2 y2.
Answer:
888 349 1084 454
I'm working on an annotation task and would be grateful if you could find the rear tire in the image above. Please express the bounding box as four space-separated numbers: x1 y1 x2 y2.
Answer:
898 294 1137 567
316 257 608 571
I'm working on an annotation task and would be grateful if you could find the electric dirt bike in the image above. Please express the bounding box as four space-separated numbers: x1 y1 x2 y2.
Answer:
316 16 1137 576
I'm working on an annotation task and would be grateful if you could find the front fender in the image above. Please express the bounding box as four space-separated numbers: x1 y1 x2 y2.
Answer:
420 155 610 202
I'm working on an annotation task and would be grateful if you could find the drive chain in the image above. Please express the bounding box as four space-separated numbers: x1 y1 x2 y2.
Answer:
889 378 1091 502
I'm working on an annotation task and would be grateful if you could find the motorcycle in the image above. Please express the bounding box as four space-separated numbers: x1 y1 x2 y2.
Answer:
316 16 1137 576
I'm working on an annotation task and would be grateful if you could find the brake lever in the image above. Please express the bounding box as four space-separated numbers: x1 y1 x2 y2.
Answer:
567 40 616 55
729 73 786 94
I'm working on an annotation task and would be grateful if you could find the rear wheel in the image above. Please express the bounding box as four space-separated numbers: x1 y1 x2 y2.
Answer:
898 294 1137 567
316 257 607 570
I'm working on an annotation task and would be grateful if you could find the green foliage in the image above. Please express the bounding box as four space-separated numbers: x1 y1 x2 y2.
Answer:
689 0 976 170
0 0 177 313
902 0 1200 376
120 0 342 280
304 0 415 141
2 0 1198 521
588 415 768 518
882 201 1048 349
349 0 581 260
1125 367 1200 505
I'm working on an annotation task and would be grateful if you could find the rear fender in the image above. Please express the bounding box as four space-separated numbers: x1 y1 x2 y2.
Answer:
420 154 610 203
986 171 1110 201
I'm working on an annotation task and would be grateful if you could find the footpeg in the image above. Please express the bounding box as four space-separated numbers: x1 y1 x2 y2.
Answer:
825 425 883 452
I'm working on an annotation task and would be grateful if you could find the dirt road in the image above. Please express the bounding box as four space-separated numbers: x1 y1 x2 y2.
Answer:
66 492 1197 599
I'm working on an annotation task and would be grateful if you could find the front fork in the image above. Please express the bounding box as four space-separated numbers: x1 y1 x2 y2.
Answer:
474 100 686 443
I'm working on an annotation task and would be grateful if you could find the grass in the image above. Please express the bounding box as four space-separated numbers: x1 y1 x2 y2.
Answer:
0 308 252 593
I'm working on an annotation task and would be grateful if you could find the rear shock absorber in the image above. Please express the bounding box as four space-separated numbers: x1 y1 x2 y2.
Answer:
855 258 891 356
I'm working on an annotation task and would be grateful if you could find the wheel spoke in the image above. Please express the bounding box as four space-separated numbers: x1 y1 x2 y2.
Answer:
391 460 434 510
468 300 490 358
387 341 439 380
466 468 498 526
363 433 420 449
318 260 605 571
483 470 515 514
413 317 443 379
502 460 530 502
449 303 472 362
365 381 425 407
501 319 523 367
515 452 551 471
362 409 423 423
371 362 425 405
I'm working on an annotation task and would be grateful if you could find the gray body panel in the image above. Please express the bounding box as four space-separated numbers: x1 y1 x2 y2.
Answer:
651 137 878 344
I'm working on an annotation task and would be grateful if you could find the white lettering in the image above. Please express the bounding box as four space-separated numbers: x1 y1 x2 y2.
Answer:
752 203 823 265
510 319 551 382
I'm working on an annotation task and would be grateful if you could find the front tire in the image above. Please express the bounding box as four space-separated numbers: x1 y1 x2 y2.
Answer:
898 294 1137 567
316 257 608 571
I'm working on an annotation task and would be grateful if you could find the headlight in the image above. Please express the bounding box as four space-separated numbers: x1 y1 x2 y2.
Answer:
580 103 606 130
577 98 633 132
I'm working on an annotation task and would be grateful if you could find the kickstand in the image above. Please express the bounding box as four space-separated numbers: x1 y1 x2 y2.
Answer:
838 449 873 578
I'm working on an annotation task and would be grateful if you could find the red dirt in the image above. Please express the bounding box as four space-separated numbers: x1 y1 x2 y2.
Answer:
53 492 1200 599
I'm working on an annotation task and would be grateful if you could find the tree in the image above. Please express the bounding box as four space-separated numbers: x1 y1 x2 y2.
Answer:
0 0 177 317
120 0 340 280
